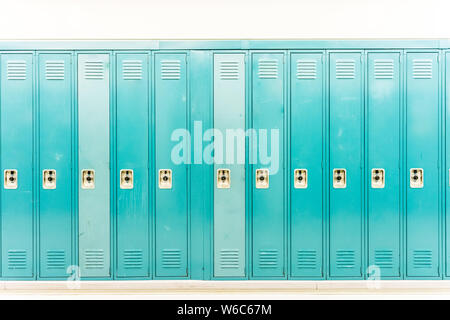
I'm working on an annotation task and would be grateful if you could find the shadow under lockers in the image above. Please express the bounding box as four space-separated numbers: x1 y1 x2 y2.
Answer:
0 45 448 280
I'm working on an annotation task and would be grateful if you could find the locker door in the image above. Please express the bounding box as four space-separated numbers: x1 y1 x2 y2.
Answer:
329 52 363 278
155 53 188 277
78 54 110 278
116 54 150 278
213 53 246 277
252 52 285 278
0 53 34 278
406 52 440 277
38 53 73 278
367 52 401 277
290 53 324 278
447 51 450 277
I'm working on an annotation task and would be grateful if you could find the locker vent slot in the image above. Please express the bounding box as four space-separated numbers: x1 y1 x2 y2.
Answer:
45 60 65 80
46 250 65 269
374 59 394 79
7 60 27 80
296 59 317 80
297 250 317 269
84 249 105 269
413 250 432 268
219 61 239 80
258 249 278 269
84 61 104 80
123 249 143 269
162 249 181 268
374 249 393 268
219 249 240 269
336 59 355 79
161 60 181 80
258 59 278 79
336 250 355 268
122 60 143 80
7 250 27 269
412 59 432 79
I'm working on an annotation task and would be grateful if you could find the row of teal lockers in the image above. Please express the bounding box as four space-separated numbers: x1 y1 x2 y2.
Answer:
0 47 449 280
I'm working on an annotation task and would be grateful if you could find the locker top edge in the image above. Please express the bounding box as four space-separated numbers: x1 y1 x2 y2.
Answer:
0 39 448 51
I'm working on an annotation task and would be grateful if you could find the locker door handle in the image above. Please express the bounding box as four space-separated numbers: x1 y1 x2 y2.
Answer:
333 169 346 188
409 168 423 188
4 169 18 189
43 169 56 189
81 169 95 189
159 169 172 189
120 169 133 189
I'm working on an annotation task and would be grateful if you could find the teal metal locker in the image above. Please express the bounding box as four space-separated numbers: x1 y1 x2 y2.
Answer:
116 53 150 278
38 53 73 278
367 52 401 278
447 51 450 278
0 53 34 278
213 53 246 277
78 54 111 278
251 52 285 278
329 52 363 278
154 53 188 277
290 52 324 278
406 52 440 278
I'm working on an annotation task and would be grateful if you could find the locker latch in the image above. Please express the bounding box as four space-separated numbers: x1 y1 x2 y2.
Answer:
294 169 308 189
81 169 95 189
4 169 18 189
371 168 385 188
333 169 346 188
43 169 56 189
120 169 133 189
217 169 230 189
410 168 423 188
159 169 172 189
255 169 269 189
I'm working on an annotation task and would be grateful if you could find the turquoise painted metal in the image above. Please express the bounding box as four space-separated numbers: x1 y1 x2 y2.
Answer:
329 51 364 279
251 52 286 278
1 53 34 278
115 53 150 278
78 53 111 278
366 51 402 279
154 52 188 278
405 52 441 278
290 52 325 279
38 53 74 278
0 40 449 280
213 53 246 278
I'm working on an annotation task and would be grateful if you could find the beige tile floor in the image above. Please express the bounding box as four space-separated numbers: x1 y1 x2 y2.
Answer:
1 281 450 299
